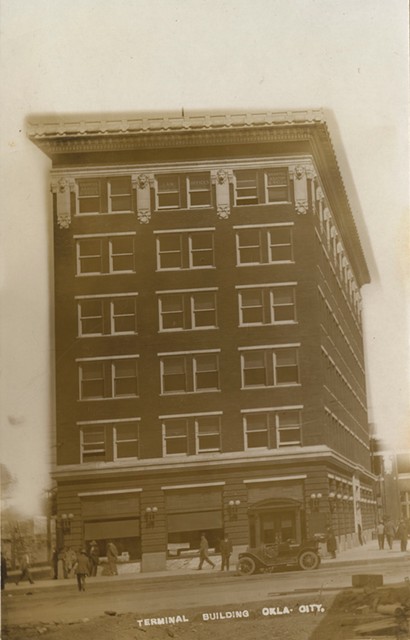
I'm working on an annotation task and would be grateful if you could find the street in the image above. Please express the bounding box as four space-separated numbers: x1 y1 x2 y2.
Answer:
2 557 409 626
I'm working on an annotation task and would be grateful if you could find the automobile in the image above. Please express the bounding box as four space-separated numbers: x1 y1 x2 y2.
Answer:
237 537 321 575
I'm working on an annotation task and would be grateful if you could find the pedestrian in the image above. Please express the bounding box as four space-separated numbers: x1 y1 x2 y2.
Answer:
51 547 58 579
15 551 34 585
326 526 337 559
197 533 215 570
89 540 100 577
219 535 233 571
384 520 395 550
396 519 408 552
57 547 66 579
73 549 90 592
376 521 385 550
106 541 119 575
1 552 8 590
357 523 363 545
64 546 77 578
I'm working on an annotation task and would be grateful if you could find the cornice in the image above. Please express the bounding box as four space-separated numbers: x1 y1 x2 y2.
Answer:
27 109 370 285
27 109 325 141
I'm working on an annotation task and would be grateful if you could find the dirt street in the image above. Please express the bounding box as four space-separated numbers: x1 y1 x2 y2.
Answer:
2 595 335 640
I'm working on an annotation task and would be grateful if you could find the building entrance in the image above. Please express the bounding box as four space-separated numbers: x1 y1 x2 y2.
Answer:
248 499 303 547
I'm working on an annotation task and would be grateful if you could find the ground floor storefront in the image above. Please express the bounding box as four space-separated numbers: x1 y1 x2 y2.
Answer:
54 456 377 571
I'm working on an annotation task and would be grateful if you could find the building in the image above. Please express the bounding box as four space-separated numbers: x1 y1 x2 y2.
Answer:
371 436 410 524
28 110 376 571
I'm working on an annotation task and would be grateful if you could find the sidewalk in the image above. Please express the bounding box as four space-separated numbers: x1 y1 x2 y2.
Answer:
4 538 409 593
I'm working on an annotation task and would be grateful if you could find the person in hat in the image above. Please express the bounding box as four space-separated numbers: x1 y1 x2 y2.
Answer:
89 540 100 577
73 549 90 592
15 550 34 585
197 533 215 570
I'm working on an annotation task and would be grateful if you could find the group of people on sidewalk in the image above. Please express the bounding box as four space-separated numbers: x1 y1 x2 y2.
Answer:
376 519 408 551
53 540 119 591
197 533 233 571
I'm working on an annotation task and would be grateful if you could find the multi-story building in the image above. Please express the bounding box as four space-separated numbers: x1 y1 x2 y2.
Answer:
28 110 376 571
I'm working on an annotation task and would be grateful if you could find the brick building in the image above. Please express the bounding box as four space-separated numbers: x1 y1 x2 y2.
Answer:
28 110 376 571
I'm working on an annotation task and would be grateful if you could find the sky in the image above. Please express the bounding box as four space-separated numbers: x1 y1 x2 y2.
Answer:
0 0 409 515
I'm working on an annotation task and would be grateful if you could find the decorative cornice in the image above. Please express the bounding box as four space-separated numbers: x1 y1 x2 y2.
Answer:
28 109 325 141
28 109 370 285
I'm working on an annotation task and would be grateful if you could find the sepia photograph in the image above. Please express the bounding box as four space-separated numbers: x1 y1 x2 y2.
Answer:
1 1 409 639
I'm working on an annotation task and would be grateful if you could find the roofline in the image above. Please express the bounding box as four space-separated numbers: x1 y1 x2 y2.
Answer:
27 109 370 285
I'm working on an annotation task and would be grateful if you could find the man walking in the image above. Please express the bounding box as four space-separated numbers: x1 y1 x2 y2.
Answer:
396 520 408 552
73 549 90 592
89 540 100 577
384 520 395 550
376 521 385 550
326 526 337 559
198 533 215 570
219 535 233 571
15 551 34 585
106 541 119 575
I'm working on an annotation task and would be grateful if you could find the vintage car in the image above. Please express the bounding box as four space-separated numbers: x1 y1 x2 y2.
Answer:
237 538 321 575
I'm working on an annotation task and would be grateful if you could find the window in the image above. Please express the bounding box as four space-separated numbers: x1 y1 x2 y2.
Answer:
77 177 132 215
277 410 301 446
111 297 138 334
156 175 181 209
235 225 293 265
162 412 222 456
155 172 212 210
195 415 221 452
113 360 139 397
156 229 215 270
78 298 104 336
240 347 299 388
81 426 106 462
235 170 259 205
78 295 138 336
243 408 301 449
234 168 290 206
264 169 290 203
76 234 136 275
160 351 220 395
158 290 217 331
188 173 212 207
163 419 188 455
238 286 296 325
79 356 139 400
114 422 139 459
80 420 139 463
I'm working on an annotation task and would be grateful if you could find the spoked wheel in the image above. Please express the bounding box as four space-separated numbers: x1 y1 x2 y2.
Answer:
237 556 256 575
298 550 320 570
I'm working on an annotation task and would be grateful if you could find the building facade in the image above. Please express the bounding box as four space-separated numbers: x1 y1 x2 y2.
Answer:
29 110 376 571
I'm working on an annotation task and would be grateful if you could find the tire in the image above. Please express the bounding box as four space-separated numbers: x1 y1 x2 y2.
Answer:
298 550 320 571
237 556 256 575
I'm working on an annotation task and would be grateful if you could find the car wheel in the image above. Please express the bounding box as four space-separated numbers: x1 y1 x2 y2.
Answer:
298 550 320 570
237 556 256 575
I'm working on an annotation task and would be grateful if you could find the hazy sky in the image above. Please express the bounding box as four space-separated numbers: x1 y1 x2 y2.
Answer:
0 0 408 515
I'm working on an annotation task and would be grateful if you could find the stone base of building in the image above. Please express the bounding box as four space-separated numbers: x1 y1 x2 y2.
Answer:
141 552 167 572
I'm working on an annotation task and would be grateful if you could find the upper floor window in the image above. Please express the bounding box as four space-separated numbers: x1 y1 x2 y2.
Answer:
234 168 290 206
80 419 139 463
238 285 296 325
77 294 138 337
158 289 217 331
78 356 139 400
162 413 221 456
243 408 301 449
77 177 133 215
156 229 215 270
187 173 212 207
76 234 136 276
240 346 299 388
155 172 212 210
235 225 293 266
160 351 220 395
